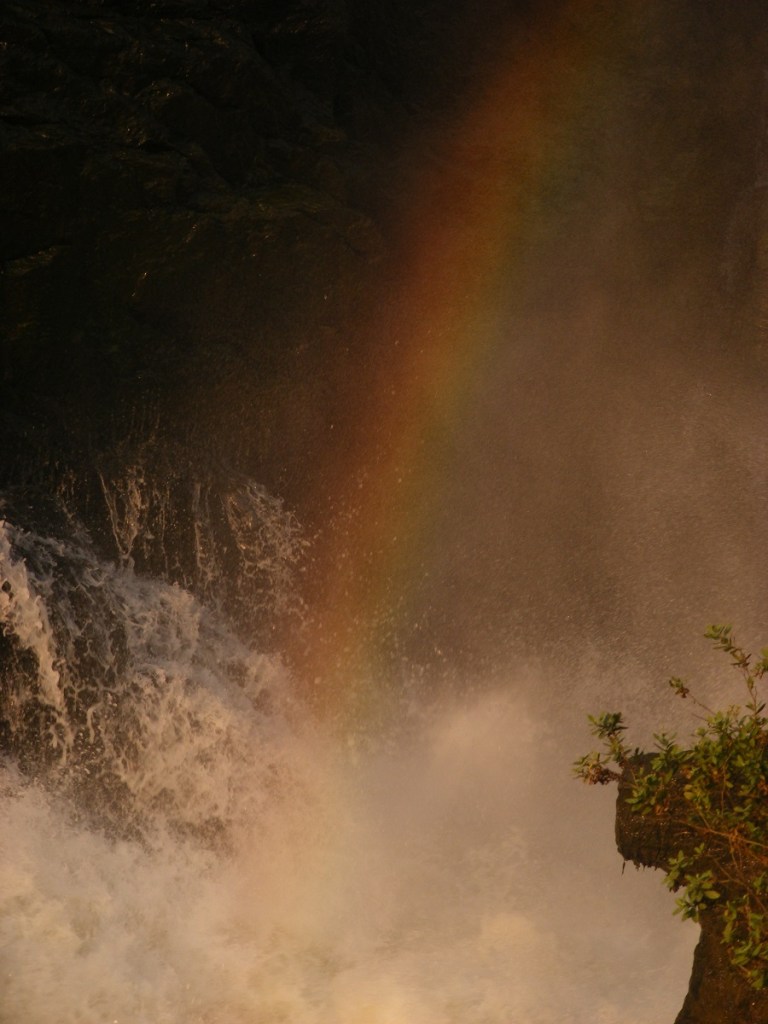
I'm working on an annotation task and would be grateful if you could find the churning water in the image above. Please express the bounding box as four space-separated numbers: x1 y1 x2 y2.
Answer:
0 492 697 1024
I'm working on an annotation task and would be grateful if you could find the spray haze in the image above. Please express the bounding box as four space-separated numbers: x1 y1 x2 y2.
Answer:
1 0 767 1021
288 1 768 691
0 519 695 1021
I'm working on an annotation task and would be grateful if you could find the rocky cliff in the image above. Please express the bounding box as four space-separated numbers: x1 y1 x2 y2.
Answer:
0 0 384 491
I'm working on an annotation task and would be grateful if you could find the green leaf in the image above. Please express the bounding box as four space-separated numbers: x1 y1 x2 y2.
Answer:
575 626 768 991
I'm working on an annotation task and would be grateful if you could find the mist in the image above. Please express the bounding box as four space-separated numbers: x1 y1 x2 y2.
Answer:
1 1 767 1021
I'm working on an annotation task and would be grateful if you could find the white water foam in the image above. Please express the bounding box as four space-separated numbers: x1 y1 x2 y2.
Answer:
0 521 64 713
0 520 696 1024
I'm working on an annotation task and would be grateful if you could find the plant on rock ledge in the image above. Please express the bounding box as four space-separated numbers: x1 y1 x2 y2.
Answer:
575 625 768 990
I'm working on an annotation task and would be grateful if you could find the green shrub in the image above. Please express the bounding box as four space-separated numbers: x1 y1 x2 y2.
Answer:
575 626 768 989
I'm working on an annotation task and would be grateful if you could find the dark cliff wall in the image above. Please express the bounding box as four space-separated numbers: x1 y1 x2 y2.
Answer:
0 0 528 474
0 0 386 494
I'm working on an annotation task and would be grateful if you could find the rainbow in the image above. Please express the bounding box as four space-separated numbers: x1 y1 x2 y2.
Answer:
296 1 649 714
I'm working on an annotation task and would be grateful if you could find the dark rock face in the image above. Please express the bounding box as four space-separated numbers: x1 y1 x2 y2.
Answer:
0 0 380 412
615 764 768 1024
0 0 404 584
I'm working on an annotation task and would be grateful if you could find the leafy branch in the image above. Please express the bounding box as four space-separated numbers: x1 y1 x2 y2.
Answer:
575 626 768 990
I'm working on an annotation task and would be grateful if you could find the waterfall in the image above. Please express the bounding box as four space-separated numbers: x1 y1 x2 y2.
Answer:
3 2 767 1020
0 486 697 1024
